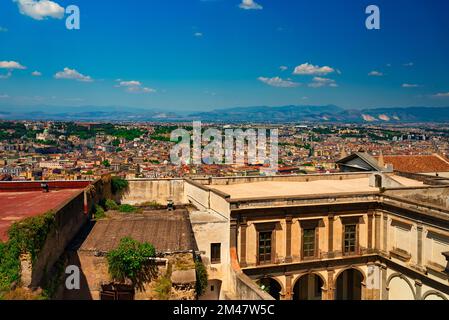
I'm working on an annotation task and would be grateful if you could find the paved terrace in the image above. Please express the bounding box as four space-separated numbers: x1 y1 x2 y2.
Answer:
0 181 91 242
0 189 84 242
210 176 423 200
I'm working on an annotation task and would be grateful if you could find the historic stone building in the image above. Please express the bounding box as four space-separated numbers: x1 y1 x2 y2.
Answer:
122 170 449 300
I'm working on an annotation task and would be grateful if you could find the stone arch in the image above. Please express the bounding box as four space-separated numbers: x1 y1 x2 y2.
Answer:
292 272 327 300
256 276 284 300
422 290 447 300
334 266 367 285
386 273 416 300
334 267 366 300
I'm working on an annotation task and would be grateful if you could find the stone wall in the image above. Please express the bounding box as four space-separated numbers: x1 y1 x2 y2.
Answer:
121 179 185 205
28 177 111 288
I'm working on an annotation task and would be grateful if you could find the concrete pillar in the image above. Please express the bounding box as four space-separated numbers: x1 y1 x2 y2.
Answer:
240 217 247 267
327 269 335 300
328 213 334 258
383 213 388 253
381 263 388 300
230 218 238 252
285 274 293 300
285 215 293 263
368 210 374 251
375 212 381 251
417 224 423 268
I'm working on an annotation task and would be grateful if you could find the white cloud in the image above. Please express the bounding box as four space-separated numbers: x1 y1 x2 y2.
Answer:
308 77 338 88
31 70 42 76
402 83 420 88
368 70 383 77
403 62 414 67
239 0 262 10
433 92 449 98
279 66 288 71
0 27 8 32
0 61 26 69
293 63 335 76
54 68 93 82
14 0 64 20
115 80 156 93
0 71 12 79
194 32 203 37
258 76 300 88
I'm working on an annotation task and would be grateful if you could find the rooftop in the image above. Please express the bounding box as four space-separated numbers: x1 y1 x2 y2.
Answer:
0 189 83 241
378 154 449 173
210 176 423 200
80 209 196 254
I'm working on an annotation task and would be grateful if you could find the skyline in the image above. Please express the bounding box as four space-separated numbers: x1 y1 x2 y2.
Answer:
1 0 449 112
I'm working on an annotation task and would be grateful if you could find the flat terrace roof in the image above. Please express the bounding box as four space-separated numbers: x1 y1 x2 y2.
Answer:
0 189 84 242
210 176 423 200
80 209 196 254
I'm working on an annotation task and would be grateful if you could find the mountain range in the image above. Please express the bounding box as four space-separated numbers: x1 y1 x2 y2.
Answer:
0 105 449 123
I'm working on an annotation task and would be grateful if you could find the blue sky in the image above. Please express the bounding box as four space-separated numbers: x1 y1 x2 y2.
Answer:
1 0 449 112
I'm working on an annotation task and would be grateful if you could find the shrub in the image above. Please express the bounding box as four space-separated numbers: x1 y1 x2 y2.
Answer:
0 211 56 293
7 211 55 262
195 259 208 297
154 276 172 300
105 199 119 211
111 176 129 195
118 204 137 213
107 237 157 290
0 241 21 292
94 205 106 219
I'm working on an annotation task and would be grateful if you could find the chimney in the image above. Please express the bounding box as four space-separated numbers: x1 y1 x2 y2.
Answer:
378 151 385 168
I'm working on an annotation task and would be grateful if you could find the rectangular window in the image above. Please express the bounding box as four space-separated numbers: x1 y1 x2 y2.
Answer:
258 231 272 264
211 243 221 264
344 224 357 254
302 228 316 258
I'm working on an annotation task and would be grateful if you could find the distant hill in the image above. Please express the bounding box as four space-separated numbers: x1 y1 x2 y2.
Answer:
0 105 449 123
189 105 449 123
189 105 343 122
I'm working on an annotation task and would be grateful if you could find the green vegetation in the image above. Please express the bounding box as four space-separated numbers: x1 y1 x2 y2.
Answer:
105 199 119 211
138 201 164 209
94 205 106 219
65 123 146 141
149 125 193 142
0 241 21 293
102 160 111 168
111 176 129 195
35 140 57 146
154 276 172 300
7 212 55 263
195 259 208 297
107 237 157 290
118 204 137 213
41 254 66 299
0 211 56 293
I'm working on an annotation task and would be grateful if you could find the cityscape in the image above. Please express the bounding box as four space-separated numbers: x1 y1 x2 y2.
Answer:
1 0 449 312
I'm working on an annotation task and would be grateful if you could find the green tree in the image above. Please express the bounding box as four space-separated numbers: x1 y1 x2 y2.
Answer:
107 237 157 291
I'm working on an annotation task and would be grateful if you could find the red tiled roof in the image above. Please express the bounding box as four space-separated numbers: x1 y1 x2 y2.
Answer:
379 154 449 173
